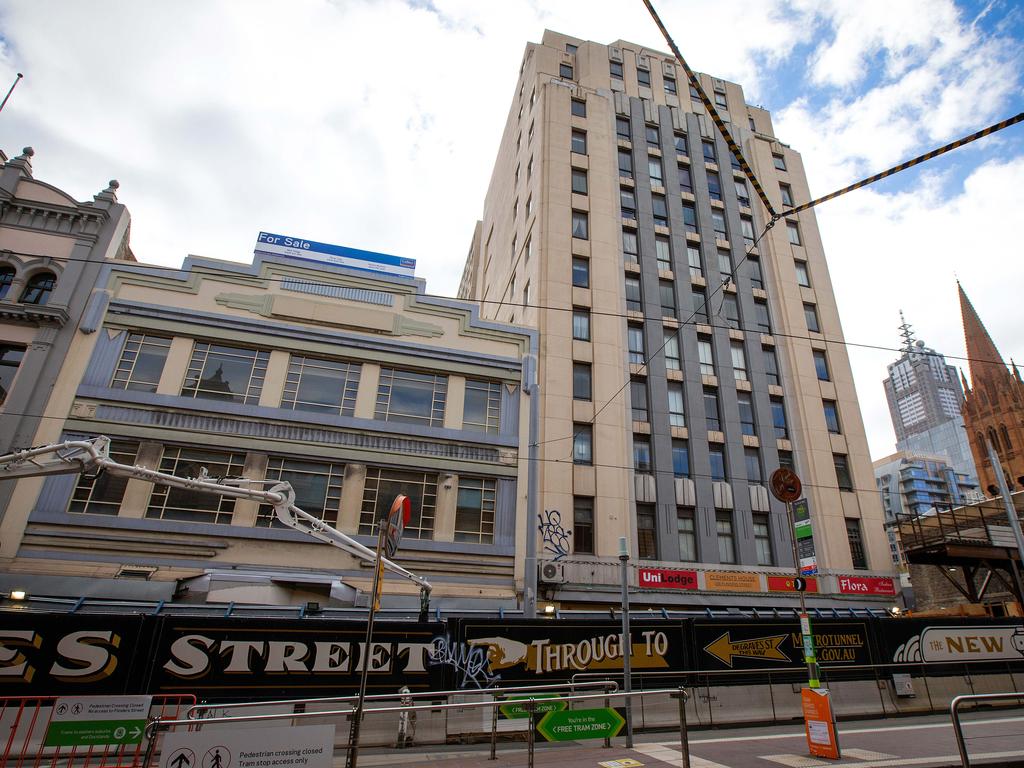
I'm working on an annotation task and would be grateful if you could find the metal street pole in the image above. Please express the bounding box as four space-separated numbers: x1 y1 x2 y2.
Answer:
348 520 387 768
618 536 633 747
524 354 540 618
0 73 23 115
986 439 1024 603
786 500 819 689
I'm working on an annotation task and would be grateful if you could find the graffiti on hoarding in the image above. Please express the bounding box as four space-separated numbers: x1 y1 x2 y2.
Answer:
427 635 499 689
468 631 670 675
461 623 676 681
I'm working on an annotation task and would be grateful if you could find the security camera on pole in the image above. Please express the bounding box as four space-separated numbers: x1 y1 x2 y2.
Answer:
769 468 840 760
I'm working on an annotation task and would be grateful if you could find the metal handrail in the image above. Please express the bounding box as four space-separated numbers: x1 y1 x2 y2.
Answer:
159 687 661 727
950 692 1024 767
186 679 618 719
571 657 1023 684
149 686 692 768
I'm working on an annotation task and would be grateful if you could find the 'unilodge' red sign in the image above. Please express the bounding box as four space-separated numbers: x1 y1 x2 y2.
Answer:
638 568 698 590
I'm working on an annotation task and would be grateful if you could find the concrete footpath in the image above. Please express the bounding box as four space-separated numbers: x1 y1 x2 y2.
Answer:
357 709 1024 768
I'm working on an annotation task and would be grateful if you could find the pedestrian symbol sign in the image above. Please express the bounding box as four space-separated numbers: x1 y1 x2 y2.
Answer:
44 696 151 747
160 724 334 768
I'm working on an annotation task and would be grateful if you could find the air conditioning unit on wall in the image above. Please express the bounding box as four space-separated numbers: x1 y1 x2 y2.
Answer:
539 562 567 584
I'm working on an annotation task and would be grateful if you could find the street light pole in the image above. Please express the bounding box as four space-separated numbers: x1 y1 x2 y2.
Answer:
618 536 634 747
986 439 1024 603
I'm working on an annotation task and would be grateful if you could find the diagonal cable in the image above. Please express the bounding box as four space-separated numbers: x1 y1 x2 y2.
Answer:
784 111 1024 215
641 0 778 220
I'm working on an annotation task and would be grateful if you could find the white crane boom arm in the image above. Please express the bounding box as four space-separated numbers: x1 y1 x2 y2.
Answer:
0 438 431 591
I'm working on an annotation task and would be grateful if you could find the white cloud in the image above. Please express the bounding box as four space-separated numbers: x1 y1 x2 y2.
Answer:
817 157 1024 459
0 0 1020 467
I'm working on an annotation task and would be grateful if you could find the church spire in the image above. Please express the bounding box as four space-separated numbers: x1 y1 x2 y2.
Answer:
959 282 1007 388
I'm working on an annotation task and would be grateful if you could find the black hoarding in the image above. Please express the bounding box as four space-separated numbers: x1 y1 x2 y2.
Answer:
692 619 873 683
451 619 689 688
876 617 1024 671
0 612 151 696
146 617 446 700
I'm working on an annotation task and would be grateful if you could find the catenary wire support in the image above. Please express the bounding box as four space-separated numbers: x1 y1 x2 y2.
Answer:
641 0 778 220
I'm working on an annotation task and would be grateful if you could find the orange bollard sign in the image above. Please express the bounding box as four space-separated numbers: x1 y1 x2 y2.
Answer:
801 687 840 760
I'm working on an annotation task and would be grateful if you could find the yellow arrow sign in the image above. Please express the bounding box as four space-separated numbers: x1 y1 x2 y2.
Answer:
703 632 789 667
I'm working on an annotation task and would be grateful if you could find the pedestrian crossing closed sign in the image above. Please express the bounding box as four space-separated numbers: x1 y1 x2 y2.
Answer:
160 724 335 768
44 696 152 747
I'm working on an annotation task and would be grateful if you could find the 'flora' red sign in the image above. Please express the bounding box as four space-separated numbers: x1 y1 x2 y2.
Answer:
836 576 896 596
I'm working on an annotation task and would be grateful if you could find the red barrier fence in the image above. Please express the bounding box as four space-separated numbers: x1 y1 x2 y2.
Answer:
0 695 195 768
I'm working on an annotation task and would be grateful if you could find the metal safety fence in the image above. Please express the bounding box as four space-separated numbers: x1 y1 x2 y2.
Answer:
572 658 1024 727
950 692 1024 768
145 685 687 768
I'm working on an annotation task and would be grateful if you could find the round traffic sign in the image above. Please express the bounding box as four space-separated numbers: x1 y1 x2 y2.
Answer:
770 468 802 503
383 494 411 559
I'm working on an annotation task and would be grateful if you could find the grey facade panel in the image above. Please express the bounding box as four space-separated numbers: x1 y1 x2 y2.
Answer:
281 278 394 306
81 327 125 388
616 98 792 569
88 400 508 463
80 289 111 334
496 478 517 546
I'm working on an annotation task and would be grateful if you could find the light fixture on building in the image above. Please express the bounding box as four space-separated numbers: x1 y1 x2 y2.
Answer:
305 601 322 614
9 589 26 601
117 565 158 580
543 603 556 615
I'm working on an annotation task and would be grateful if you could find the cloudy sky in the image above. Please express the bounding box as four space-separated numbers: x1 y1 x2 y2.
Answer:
0 0 1021 462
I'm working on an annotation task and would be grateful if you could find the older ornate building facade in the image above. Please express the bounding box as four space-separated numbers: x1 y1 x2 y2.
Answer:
0 151 536 609
959 284 1024 494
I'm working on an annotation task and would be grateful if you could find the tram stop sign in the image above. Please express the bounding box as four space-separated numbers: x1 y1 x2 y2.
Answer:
383 494 411 559
770 468 802 503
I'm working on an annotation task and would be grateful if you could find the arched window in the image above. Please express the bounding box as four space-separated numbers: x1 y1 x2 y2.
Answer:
0 266 13 300
1001 424 1013 452
19 271 55 305
987 427 1000 452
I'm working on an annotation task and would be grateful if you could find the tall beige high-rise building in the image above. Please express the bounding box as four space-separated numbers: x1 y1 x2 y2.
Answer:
460 30 894 610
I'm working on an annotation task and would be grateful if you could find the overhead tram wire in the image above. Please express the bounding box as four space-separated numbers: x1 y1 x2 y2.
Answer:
541 218 778 455
0 403 899 499
8 108 1023 462
641 0 777 221
7 248 1015 369
784 111 1024 216
541 0 1024 456
641 0 1024 220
